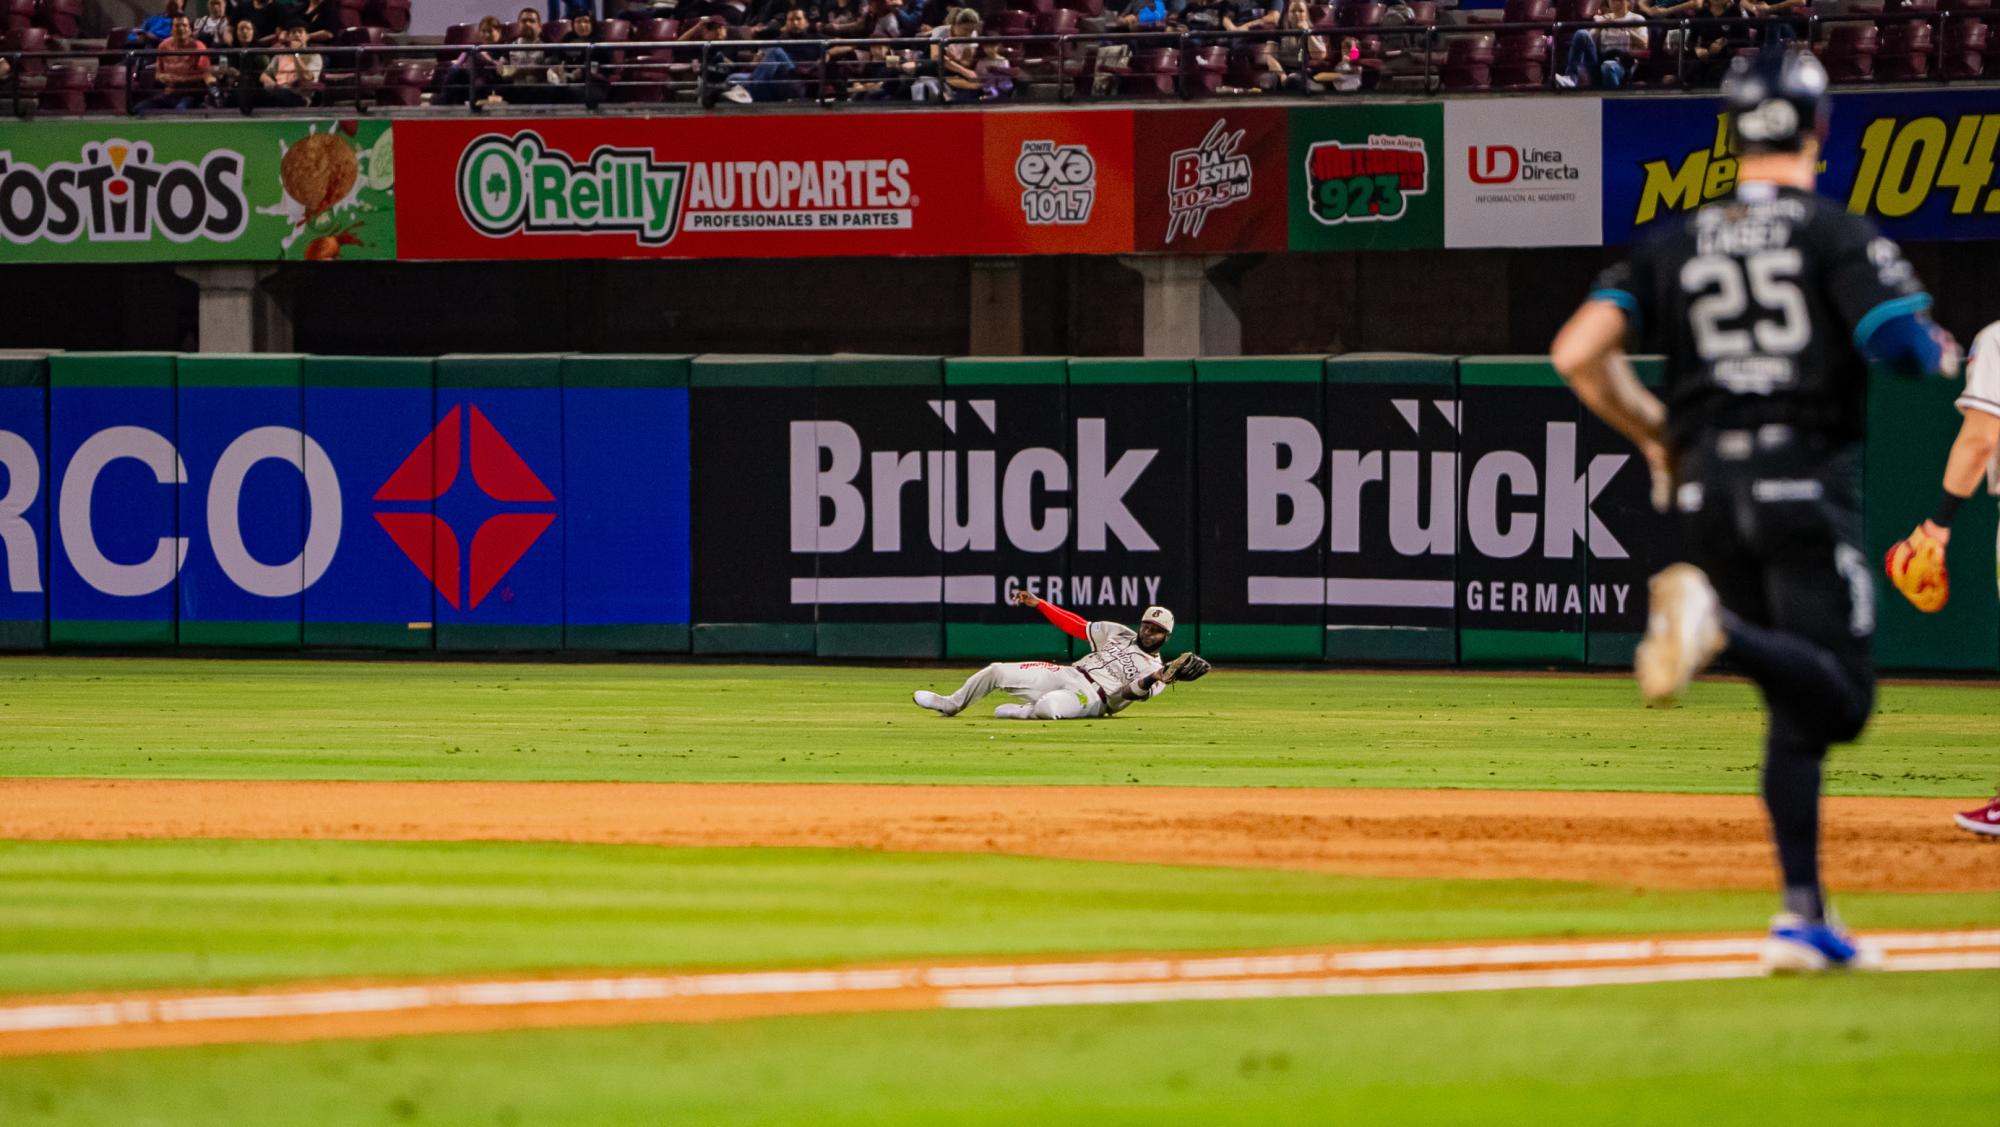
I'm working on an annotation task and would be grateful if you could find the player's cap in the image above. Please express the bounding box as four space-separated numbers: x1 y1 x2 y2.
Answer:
1141 606 1175 634
1723 46 1828 156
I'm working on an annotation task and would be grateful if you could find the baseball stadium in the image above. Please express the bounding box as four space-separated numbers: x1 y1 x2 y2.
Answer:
1 0 1998 1120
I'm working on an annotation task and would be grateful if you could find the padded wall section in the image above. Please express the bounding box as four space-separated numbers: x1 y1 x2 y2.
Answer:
48 353 179 647
561 355 693 653
176 354 306 648
0 353 48 650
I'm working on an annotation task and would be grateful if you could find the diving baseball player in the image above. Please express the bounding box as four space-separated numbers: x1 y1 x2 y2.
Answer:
912 591 1210 720
1550 48 1961 971
1883 319 2000 838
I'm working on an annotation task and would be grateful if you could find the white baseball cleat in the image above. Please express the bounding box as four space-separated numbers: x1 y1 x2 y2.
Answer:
1635 563 1726 707
993 704 1034 720
912 690 957 717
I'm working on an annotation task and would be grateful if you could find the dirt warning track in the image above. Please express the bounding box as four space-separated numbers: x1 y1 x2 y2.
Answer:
3 779 1991 892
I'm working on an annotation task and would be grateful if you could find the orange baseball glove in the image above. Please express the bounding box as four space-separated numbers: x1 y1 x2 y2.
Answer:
1884 524 1949 613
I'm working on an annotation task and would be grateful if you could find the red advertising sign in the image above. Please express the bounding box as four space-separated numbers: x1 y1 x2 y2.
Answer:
1132 106 1288 254
394 110 1138 261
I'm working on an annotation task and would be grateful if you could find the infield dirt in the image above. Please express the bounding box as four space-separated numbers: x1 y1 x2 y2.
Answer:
3 779 1990 893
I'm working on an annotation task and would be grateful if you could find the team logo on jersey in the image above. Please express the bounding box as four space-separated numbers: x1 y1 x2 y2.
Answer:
1165 120 1253 243
1015 140 1096 226
1305 134 1428 226
373 405 556 610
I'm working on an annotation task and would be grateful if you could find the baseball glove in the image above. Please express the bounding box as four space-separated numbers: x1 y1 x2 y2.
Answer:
1161 652 1213 683
1884 524 1949 613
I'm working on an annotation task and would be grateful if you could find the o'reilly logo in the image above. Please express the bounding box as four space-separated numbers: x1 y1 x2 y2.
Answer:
457 131 687 246
0 140 246 245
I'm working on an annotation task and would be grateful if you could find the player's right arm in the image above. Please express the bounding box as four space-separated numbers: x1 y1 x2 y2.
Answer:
1552 249 1674 510
1903 323 2000 553
1012 589 1090 639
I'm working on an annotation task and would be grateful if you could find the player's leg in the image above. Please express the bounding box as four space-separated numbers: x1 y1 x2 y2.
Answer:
1029 688 1093 720
914 662 1007 716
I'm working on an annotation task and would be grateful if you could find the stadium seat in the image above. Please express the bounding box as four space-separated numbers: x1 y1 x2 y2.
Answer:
4 0 33 32
545 17 571 41
635 16 676 40
34 0 80 37
1493 0 1552 87
365 0 410 32
37 60 88 112
1554 0 1599 18
1818 21 1879 81
1183 43 1227 94
1874 15 1933 77
320 25 387 103
1032 7 1078 35
1100 44 1178 96
1054 0 1104 15
89 60 128 111
1439 29 1495 88
1227 39 1279 91
1 26 47 105
991 8 1033 34
1944 13 1987 73
376 58 433 104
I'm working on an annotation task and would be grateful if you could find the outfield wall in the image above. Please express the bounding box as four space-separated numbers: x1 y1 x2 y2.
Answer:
0 351 1991 671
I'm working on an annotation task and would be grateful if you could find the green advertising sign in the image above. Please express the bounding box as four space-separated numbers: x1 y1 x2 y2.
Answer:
1288 103 1443 252
0 119 394 263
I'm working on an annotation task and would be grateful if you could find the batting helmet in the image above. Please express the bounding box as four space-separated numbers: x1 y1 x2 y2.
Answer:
1723 47 1829 156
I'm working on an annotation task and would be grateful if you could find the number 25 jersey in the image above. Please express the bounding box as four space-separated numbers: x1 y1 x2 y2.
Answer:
1589 180 1932 449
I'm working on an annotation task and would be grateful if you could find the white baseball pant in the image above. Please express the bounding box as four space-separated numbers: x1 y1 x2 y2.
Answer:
941 661 1104 720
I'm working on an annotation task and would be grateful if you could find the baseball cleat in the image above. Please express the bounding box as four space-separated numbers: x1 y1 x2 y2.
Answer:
1635 563 1726 707
1760 913 1880 974
912 690 957 717
1953 793 2000 838
993 704 1034 720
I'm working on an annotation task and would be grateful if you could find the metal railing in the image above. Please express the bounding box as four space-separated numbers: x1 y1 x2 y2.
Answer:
1 9 1988 118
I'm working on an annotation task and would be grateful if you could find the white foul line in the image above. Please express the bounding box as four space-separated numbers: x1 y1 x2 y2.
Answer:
1 931 1995 1040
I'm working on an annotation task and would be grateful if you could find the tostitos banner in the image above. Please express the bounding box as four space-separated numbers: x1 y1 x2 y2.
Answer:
0 120 396 263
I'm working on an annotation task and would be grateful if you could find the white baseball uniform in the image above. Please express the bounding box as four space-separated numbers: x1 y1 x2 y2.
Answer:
931 620 1167 720
1958 322 2000 593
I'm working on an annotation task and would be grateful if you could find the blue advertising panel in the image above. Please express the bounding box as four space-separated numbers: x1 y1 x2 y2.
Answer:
561 356 692 652
1606 88 2000 246
0 361 48 649
301 358 437 650
176 357 306 647
48 354 180 646
434 357 564 651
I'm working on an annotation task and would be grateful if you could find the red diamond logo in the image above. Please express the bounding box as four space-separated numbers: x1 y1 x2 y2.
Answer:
373 405 555 610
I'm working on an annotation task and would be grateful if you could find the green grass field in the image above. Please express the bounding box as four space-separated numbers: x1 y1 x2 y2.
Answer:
0 658 1992 793
0 657 1994 1124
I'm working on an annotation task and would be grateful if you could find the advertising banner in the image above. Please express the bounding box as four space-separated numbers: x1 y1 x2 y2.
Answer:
176 355 307 648
982 109 1136 256
1605 88 2000 246
1444 98 1602 248
0 353 47 650
939 358 1073 662
1320 355 1459 664
1193 357 1324 660
0 120 395 263
1133 107 1289 255
48 353 180 645
561 355 692 653
1288 103 1444 252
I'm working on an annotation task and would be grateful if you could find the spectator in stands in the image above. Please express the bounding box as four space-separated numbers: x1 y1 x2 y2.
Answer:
718 4 819 100
929 7 988 99
258 21 321 104
235 0 293 44
192 0 232 43
681 14 748 93
1182 0 1227 33
705 0 754 25
208 17 259 92
1743 0 1807 41
1556 0 1645 87
846 39 913 96
547 0 593 25
298 0 341 44
1682 0 1751 85
1221 0 1276 30
139 13 217 110
497 7 582 100
1113 0 1187 31
141 0 187 44
821 0 870 36
870 0 922 38
439 14 505 104
231 17 258 46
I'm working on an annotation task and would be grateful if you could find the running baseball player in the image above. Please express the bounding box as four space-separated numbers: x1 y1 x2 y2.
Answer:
1550 48 1961 971
1883 319 2000 838
912 592 1211 720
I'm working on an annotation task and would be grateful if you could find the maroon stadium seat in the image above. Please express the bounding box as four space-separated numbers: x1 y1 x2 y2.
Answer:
1944 13 1987 73
1227 40 1279 90
1874 14 1933 77
1183 43 1227 94
1818 21 1879 81
1555 0 1599 18
1032 7 1078 34
1493 0 1551 87
89 60 128 111
35 0 81 37
4 0 34 32
991 8 1033 34
1439 29 1495 88
365 0 410 32
634 16 675 39
38 60 89 112
376 58 432 104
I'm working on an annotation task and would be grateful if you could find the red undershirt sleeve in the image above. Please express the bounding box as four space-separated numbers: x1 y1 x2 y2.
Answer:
1035 600 1090 640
